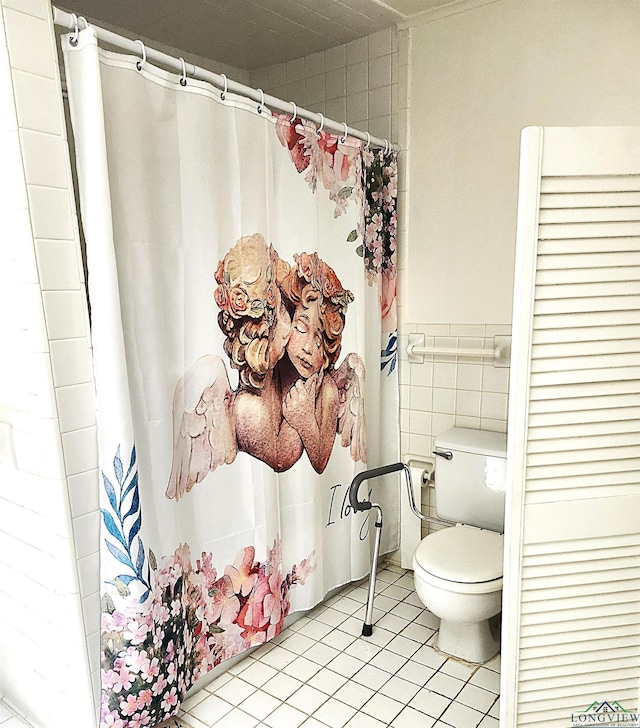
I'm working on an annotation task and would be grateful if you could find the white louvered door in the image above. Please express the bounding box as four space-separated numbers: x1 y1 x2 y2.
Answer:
503 127 640 727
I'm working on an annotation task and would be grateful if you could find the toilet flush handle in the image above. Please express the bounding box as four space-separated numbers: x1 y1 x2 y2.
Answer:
433 449 453 461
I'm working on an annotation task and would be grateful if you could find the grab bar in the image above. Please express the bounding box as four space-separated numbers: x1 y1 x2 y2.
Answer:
406 333 511 367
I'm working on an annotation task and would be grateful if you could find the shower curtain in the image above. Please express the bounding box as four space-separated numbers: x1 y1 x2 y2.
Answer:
63 28 399 728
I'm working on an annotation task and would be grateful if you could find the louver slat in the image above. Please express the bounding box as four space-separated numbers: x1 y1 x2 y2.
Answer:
509 142 640 728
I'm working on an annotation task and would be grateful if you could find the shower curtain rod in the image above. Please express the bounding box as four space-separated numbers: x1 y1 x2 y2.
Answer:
53 6 400 153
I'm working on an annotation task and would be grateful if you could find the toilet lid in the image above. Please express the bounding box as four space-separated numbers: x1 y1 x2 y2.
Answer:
414 526 503 583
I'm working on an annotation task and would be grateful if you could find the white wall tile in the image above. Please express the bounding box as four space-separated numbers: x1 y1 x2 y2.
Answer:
3 8 54 78
457 363 483 391
306 73 325 105
76 551 100 596
71 510 100 562
27 185 74 239
346 36 368 65
286 78 305 106
19 129 70 188
305 50 325 77
267 62 286 88
49 338 93 387
35 238 82 289
11 69 62 134
368 54 392 89
480 392 508 421
67 469 100 519
286 57 305 83
0 128 28 209
346 91 367 125
368 28 392 59
325 66 346 101
433 362 457 389
2 0 49 20
346 61 368 95
432 387 455 414
325 43 345 71
0 43 18 131
369 85 392 118
325 96 346 123
61 425 98 476
42 290 89 339
56 382 97 433
368 115 391 140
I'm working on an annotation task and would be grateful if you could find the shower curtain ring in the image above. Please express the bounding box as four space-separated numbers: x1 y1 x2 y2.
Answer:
69 13 79 46
134 40 146 71
316 113 324 137
257 88 265 114
289 101 297 125
220 74 227 101
365 132 371 151
179 57 187 86
340 122 348 144
384 139 390 155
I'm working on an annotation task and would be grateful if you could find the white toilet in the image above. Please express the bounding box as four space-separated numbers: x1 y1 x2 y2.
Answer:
412 427 507 664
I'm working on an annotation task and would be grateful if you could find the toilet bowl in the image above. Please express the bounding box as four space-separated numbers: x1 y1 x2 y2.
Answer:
410 427 507 664
413 524 503 663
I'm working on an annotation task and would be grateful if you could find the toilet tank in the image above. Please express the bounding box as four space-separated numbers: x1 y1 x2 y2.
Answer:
433 427 507 533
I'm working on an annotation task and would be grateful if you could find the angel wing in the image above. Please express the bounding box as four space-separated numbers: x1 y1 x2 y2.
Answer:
331 352 367 464
166 354 237 500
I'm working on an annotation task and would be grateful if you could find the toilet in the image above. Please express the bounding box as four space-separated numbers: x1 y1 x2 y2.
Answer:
412 427 507 664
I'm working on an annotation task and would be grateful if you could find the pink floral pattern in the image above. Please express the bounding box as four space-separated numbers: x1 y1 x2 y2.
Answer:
101 539 314 728
275 115 362 219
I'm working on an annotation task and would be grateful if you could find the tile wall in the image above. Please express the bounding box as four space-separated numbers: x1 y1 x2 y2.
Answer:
0 0 97 725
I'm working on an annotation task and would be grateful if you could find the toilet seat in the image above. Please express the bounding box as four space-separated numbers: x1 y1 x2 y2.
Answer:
414 525 503 592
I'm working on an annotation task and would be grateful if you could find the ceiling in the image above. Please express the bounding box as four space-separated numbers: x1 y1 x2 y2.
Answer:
55 0 448 70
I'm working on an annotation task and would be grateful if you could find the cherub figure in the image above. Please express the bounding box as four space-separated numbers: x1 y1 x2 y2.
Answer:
279 253 365 473
167 237 366 500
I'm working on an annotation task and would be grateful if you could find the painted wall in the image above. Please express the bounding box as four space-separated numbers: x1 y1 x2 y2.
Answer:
405 0 640 326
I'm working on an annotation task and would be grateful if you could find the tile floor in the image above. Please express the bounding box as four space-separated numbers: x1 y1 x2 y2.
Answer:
170 564 501 728
0 565 500 728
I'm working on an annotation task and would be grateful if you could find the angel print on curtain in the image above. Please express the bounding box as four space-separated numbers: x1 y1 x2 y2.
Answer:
63 29 399 728
168 234 366 499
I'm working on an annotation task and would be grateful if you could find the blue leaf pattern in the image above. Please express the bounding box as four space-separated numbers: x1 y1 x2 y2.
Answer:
381 332 398 376
100 443 151 602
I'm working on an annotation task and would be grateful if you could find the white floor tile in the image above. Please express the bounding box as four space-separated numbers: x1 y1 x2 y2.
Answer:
396 659 436 687
283 655 323 681
239 689 281 721
361 692 404 724
362 626 395 648
313 697 357 728
315 606 349 627
370 647 407 674
469 667 500 693
409 688 451 719
177 713 209 728
263 702 308 728
380 584 412 601
338 615 367 636
390 705 437 728
378 675 421 704
204 671 234 692
190 693 233 724
262 672 304 701
377 568 401 583
305 641 341 666
385 634 422 659
411 645 447 671
414 610 440 629
400 621 436 644
298 619 335 641
390 601 423 621
352 663 392 691
281 631 317 655
344 711 386 727
439 658 477 682
333 680 375 710
333 596 363 615
259 644 298 670
479 715 500 727
489 696 500 718
440 699 484 728
238 659 279 688
214 676 256 706
0 704 15 722
327 652 366 678
323 628 357 651
425 670 465 700
456 682 499 713
307 667 349 696
287 684 330 715
344 637 382 662
376 613 410 634
301 717 331 728
212 707 259 728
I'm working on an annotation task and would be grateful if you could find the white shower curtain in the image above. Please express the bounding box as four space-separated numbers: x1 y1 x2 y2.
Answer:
63 28 399 728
